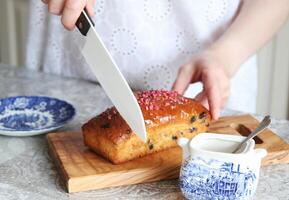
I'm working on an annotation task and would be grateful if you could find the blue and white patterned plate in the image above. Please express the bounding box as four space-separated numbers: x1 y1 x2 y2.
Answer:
0 96 75 136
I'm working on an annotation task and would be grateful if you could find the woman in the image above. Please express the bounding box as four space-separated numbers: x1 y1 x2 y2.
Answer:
26 0 289 119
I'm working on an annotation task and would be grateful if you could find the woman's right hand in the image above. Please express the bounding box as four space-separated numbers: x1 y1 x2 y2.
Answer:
42 0 95 30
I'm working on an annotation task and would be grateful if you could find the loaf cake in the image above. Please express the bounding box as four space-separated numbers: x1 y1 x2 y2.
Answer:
82 90 211 164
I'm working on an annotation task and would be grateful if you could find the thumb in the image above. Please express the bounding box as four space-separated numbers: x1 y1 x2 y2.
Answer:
86 0 95 17
42 0 49 4
202 73 221 120
172 66 194 94
194 91 209 109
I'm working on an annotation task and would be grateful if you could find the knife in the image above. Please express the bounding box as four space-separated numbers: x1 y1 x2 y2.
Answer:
76 10 147 142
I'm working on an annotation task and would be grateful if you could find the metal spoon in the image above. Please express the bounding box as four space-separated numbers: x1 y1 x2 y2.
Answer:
232 115 271 153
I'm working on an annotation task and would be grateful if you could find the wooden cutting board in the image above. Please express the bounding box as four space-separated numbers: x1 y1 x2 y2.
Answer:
47 115 289 193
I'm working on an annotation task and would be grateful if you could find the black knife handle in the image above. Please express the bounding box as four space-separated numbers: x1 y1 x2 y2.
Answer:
76 9 95 36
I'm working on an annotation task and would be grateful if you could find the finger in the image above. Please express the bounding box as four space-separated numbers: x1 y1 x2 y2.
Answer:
221 89 230 108
202 72 221 120
194 91 205 101
207 85 221 120
172 66 194 95
62 0 86 30
48 0 66 15
86 0 96 17
194 91 209 109
42 0 49 4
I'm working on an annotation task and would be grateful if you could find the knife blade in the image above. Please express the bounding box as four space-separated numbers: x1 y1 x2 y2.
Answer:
76 10 147 142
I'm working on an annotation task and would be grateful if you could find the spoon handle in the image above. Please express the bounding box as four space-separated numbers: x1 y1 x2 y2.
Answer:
232 115 271 153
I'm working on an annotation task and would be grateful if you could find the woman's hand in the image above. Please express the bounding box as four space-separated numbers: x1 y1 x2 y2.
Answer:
42 0 95 30
173 0 289 120
173 51 231 120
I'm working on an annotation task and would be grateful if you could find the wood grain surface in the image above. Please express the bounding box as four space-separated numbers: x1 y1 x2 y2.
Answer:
47 115 289 193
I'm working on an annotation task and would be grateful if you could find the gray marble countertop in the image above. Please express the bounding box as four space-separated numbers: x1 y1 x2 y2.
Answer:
0 64 289 200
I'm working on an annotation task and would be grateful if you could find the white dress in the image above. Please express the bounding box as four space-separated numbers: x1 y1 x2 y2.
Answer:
25 0 257 113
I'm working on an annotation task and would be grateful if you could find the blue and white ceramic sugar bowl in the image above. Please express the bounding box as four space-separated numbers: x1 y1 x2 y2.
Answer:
178 133 267 200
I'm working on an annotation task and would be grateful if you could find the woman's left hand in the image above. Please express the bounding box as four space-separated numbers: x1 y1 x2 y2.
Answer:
172 51 231 120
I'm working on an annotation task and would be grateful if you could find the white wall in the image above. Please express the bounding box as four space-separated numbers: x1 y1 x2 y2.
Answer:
0 0 289 119
0 0 29 67
257 20 289 119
